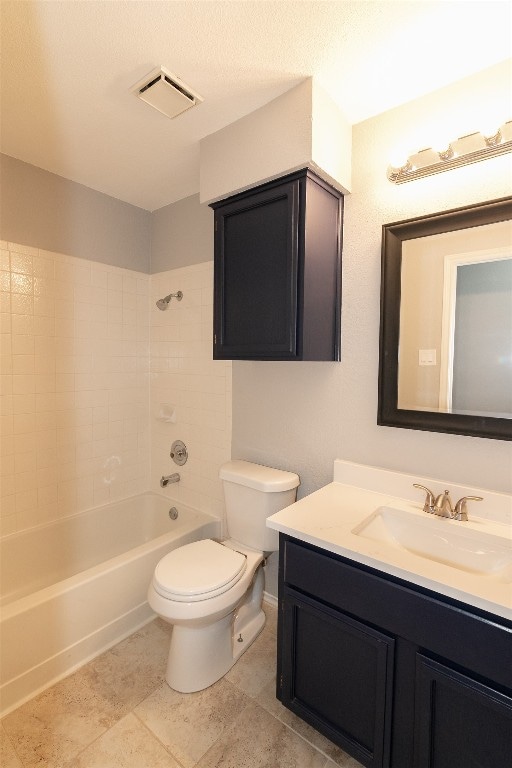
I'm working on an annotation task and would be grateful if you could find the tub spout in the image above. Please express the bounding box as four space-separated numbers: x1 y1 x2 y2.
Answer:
160 473 180 487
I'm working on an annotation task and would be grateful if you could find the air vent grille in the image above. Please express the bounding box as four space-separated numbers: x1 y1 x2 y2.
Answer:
132 67 202 119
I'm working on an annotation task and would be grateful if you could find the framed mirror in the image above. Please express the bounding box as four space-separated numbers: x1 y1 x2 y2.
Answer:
378 197 512 440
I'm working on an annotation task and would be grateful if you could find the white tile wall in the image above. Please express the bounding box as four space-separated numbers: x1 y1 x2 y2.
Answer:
150 263 231 522
1 246 229 538
0 242 151 536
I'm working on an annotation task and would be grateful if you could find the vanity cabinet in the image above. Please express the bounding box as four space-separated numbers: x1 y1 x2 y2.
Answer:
277 535 512 768
211 169 343 360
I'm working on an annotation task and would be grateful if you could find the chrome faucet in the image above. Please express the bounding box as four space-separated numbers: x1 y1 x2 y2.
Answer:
413 484 483 521
160 472 180 487
433 490 454 518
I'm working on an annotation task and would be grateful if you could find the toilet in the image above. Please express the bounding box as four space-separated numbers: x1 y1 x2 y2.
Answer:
148 460 300 693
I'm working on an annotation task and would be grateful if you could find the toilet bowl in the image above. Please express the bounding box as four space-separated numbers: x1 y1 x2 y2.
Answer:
148 460 300 693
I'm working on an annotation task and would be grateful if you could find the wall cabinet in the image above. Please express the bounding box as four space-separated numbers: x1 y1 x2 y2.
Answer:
211 169 343 360
277 535 512 768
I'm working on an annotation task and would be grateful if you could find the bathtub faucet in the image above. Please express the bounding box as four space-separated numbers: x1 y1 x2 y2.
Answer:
160 472 180 487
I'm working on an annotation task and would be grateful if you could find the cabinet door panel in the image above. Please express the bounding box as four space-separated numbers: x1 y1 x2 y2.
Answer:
281 588 394 768
414 655 512 768
214 180 299 359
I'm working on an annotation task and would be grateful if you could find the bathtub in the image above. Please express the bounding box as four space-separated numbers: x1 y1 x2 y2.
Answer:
0 493 220 716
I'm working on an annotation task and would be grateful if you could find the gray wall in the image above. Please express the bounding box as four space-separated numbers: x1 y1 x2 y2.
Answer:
0 154 150 272
151 193 213 273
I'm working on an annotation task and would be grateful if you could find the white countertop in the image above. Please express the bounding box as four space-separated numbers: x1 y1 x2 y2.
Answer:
267 461 512 621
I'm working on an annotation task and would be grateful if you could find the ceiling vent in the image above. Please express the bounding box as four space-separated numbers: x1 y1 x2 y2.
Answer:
132 66 203 119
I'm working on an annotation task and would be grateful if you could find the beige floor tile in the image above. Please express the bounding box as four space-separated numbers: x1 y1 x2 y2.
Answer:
323 757 364 768
256 679 364 768
63 713 181 768
196 699 328 768
134 678 249 768
225 623 277 697
84 619 171 711
0 724 23 768
1 665 124 768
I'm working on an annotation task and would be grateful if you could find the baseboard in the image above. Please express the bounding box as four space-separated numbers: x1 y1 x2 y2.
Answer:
263 591 278 608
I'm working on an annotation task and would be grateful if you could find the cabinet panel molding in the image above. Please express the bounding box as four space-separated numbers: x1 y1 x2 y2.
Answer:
281 588 394 768
414 654 512 768
278 534 512 768
211 168 343 361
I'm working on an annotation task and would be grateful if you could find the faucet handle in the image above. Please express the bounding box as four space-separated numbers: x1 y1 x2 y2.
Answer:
453 495 483 522
413 483 436 514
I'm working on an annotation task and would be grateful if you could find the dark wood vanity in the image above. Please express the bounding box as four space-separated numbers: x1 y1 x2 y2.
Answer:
277 534 512 768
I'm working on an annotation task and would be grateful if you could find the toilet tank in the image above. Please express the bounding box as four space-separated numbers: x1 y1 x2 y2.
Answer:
220 460 300 552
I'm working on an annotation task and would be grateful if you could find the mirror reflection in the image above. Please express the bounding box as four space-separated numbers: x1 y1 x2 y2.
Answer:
378 196 512 440
398 220 512 418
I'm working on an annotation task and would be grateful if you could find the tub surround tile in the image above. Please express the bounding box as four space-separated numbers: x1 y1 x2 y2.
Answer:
195 699 328 768
0 243 150 538
62 713 181 768
135 678 249 768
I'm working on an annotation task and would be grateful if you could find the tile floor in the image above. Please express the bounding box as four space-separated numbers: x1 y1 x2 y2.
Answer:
1 603 363 768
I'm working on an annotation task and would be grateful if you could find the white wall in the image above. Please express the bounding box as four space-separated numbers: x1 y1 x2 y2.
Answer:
200 78 351 203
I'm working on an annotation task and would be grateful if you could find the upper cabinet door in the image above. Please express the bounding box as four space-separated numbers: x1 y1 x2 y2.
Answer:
212 169 343 361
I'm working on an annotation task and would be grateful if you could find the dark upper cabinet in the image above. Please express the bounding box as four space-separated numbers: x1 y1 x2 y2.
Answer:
211 168 343 360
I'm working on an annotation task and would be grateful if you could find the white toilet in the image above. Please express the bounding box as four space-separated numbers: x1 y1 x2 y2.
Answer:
148 460 299 693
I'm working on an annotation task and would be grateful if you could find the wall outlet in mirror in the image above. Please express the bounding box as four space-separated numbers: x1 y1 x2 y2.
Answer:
418 349 437 366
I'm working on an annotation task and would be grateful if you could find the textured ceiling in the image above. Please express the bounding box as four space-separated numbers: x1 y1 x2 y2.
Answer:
1 1 511 211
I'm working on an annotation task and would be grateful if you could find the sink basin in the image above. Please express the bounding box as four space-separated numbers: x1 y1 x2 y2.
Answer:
353 506 512 577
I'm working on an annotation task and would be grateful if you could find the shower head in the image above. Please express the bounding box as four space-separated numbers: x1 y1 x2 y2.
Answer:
156 291 183 310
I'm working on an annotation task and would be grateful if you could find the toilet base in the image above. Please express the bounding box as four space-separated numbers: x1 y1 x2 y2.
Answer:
165 565 266 693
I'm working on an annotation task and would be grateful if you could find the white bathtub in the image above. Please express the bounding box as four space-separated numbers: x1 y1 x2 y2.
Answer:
0 493 220 716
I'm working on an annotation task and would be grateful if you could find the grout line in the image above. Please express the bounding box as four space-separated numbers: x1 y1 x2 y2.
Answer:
132 709 189 768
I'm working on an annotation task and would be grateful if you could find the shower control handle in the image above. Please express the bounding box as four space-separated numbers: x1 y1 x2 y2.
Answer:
170 440 188 466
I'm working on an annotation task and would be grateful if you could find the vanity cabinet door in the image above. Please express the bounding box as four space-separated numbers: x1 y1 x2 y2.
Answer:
280 588 394 768
414 655 512 768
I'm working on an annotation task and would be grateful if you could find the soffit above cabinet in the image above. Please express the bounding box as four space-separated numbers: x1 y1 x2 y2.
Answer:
200 79 352 205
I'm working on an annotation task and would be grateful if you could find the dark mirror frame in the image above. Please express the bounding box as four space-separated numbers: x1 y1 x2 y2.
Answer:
378 196 512 441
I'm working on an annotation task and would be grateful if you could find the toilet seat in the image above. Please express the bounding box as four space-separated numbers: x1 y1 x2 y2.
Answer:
152 539 247 602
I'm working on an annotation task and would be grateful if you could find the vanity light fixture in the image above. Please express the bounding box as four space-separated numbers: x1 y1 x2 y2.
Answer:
387 120 512 184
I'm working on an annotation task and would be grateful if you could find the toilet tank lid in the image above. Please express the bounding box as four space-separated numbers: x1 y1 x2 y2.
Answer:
219 460 300 492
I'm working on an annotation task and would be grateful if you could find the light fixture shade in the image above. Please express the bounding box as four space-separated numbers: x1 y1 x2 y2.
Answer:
132 66 203 119
387 121 512 183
